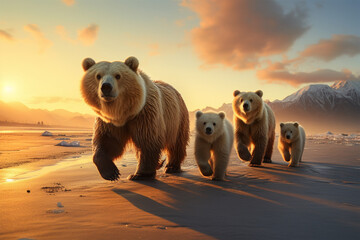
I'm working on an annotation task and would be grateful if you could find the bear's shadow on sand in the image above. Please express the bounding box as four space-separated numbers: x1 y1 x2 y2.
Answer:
112 162 360 240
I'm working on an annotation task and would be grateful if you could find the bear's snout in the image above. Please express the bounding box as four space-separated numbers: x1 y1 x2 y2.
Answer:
286 134 291 140
205 127 213 135
243 102 250 112
101 82 113 96
99 75 119 102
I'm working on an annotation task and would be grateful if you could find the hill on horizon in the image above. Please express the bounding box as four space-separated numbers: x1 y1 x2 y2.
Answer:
0 101 95 129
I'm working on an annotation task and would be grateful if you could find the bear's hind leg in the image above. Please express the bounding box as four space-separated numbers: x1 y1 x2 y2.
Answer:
165 143 187 173
128 147 161 180
263 130 275 163
165 125 189 173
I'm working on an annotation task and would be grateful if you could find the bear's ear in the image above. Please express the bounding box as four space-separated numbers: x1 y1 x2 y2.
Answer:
125 56 139 72
294 122 299 128
255 90 263 98
218 112 225 120
82 58 96 71
196 111 203 119
233 90 241 97
280 123 284 128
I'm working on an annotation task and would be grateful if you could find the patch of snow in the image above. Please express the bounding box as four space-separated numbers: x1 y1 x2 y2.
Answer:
308 132 360 145
46 209 65 214
55 137 70 140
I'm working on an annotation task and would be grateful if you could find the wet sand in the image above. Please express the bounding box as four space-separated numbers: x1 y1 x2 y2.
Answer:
0 135 359 240
0 130 92 170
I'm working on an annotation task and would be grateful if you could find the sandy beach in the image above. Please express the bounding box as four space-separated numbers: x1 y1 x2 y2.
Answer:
0 131 360 240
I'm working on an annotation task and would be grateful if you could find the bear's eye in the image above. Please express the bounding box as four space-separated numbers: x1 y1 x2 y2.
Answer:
213 123 216 126
203 122 206 125
250 99 253 102
290 131 292 133
240 99 243 103
96 74 102 80
115 74 121 80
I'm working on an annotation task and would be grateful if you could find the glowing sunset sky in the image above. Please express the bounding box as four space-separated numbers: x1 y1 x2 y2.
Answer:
1 0 360 114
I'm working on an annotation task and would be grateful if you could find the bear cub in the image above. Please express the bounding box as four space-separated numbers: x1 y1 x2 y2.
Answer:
232 90 276 166
195 111 234 180
278 122 306 167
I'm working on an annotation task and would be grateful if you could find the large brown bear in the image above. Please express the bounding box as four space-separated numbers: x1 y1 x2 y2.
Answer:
232 90 275 166
81 56 189 181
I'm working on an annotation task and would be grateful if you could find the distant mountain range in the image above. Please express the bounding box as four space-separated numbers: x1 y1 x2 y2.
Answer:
1 80 359 133
190 80 360 133
0 101 95 128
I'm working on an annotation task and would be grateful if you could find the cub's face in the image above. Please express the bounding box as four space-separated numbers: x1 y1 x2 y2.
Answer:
232 90 263 124
280 122 299 143
196 111 225 139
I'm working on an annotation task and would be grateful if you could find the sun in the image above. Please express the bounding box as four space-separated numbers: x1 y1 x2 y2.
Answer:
3 85 14 93
1 83 17 101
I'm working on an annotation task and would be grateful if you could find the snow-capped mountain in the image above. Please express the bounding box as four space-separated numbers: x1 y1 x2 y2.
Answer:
269 80 360 114
268 80 360 132
277 80 360 112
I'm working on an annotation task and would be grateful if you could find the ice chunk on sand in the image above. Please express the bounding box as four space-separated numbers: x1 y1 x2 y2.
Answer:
41 131 53 136
55 141 81 147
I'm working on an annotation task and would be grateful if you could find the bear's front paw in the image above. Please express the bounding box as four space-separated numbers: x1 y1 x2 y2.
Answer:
199 166 213 176
288 163 299 167
95 161 120 181
211 176 225 181
238 151 252 161
263 158 272 163
165 165 181 173
127 172 156 181
249 162 262 167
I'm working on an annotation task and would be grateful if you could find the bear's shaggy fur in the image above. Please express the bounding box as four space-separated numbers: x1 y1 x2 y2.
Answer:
195 111 234 180
81 56 189 181
232 90 275 166
278 122 306 167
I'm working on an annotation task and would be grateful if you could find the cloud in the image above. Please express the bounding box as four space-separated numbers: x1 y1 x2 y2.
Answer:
182 0 308 70
62 0 75 6
56 24 99 46
0 29 14 41
148 43 160 56
257 34 360 86
257 63 358 86
30 97 81 104
77 24 99 46
55 25 76 44
299 34 360 61
24 24 52 53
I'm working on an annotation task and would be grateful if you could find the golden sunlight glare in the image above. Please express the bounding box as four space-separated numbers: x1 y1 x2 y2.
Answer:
3 85 14 93
1 83 17 101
